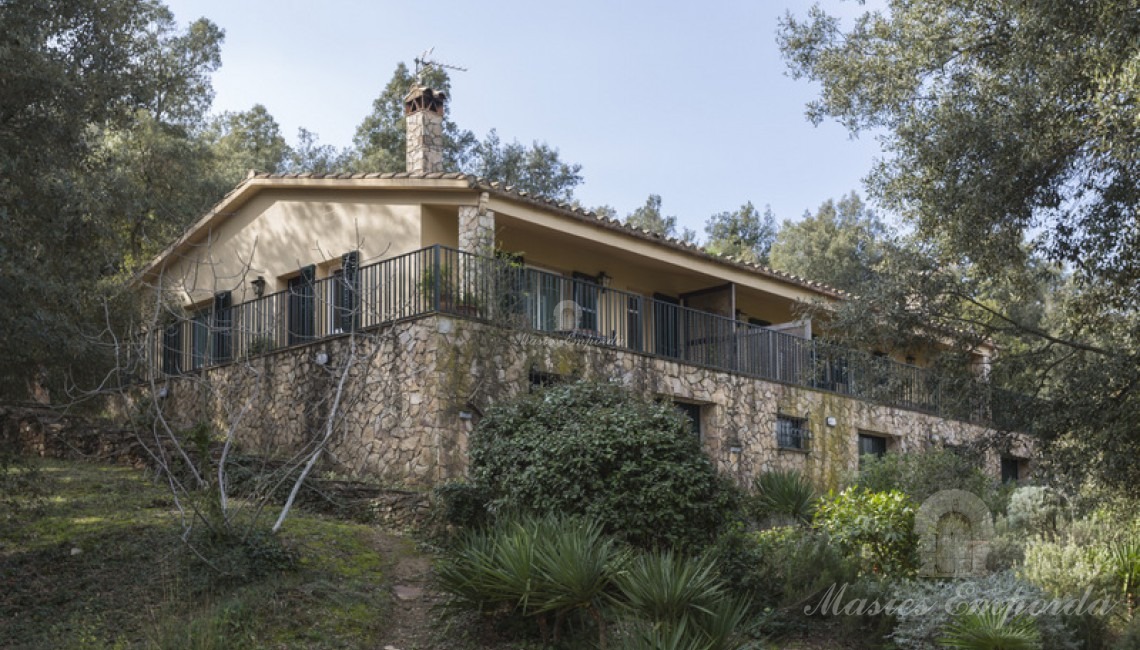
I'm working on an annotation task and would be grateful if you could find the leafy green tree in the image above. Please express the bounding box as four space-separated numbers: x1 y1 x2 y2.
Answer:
0 0 223 399
281 127 349 174
468 129 583 202
625 194 697 243
204 104 290 184
349 62 476 173
768 192 889 293
703 201 777 264
779 0 1140 493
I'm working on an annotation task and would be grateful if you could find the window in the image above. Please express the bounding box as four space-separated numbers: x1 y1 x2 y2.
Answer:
674 402 702 441
626 295 644 352
858 432 889 468
653 294 682 358
528 367 567 391
572 272 599 332
1001 456 1023 483
776 415 809 450
162 322 183 375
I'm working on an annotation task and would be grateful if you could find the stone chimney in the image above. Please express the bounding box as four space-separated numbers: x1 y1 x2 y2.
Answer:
404 85 446 174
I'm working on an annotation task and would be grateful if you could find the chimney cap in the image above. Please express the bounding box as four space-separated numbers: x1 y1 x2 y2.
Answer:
404 85 447 116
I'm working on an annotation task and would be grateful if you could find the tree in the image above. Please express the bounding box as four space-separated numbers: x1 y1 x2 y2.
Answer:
349 62 476 173
204 104 290 184
779 1 1140 493
281 127 350 174
0 0 223 400
468 129 583 202
624 194 697 243
768 192 889 293
703 201 777 265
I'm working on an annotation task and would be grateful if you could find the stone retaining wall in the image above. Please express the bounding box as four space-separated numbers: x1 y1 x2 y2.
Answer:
131 315 1024 490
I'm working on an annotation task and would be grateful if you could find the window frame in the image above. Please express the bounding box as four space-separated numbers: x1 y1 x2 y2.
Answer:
776 414 810 451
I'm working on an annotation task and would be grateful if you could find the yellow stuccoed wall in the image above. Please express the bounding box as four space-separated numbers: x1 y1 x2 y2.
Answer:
154 189 472 306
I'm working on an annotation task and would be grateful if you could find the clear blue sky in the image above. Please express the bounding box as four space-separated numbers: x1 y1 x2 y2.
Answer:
165 0 885 238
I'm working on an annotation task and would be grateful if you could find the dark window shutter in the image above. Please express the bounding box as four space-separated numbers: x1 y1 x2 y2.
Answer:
338 251 360 332
288 265 316 344
162 322 183 375
212 291 233 363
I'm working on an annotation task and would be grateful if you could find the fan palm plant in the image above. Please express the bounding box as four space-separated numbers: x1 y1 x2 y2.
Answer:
939 605 1041 650
751 469 817 525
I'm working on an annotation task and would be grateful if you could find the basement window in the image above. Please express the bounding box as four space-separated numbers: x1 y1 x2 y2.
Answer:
673 401 703 442
776 415 809 451
857 432 890 469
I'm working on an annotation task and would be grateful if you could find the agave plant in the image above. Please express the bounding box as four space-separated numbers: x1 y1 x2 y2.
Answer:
1111 539 1140 619
614 550 749 650
939 605 1041 650
531 515 624 644
435 514 623 645
751 469 817 525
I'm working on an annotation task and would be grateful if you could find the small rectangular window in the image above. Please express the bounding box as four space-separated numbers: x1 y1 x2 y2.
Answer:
1001 456 1022 483
776 415 809 450
674 402 702 442
858 432 889 468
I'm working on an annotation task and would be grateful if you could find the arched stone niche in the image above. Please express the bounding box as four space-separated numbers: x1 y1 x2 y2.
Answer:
915 489 994 577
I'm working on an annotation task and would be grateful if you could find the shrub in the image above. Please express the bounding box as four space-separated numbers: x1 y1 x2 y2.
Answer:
434 482 492 530
435 514 622 645
940 604 1041 650
614 550 749 650
469 380 738 551
750 469 817 525
814 487 918 577
709 524 858 641
1006 486 1067 539
888 572 1079 650
1020 536 1114 599
857 449 1006 514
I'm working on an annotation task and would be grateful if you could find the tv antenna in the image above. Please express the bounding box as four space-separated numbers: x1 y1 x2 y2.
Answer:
414 47 467 84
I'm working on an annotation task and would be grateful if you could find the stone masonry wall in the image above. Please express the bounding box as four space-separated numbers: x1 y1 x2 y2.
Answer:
135 315 1020 490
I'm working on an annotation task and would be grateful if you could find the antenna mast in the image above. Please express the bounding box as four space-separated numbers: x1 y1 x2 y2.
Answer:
414 47 468 85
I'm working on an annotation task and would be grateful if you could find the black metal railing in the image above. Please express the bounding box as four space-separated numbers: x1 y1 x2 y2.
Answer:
149 244 1027 428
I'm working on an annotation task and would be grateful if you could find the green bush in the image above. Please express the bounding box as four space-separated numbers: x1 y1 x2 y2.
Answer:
1020 536 1114 599
708 524 858 641
434 482 492 529
1006 486 1067 539
856 449 1007 514
814 487 918 577
888 572 1078 650
940 604 1041 650
469 380 738 551
750 469 817 525
614 550 749 650
434 514 621 644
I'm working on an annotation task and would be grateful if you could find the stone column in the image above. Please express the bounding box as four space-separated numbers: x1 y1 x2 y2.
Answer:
457 196 495 317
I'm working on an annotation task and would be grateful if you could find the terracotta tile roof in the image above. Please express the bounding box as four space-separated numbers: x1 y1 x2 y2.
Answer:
146 170 846 300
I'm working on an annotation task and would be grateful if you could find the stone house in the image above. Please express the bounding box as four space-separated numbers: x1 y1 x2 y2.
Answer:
136 84 1031 489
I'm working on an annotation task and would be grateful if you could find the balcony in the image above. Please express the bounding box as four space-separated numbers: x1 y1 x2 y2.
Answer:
151 245 1027 429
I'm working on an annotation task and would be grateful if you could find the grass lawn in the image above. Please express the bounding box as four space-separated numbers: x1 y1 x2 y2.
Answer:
1 459 392 649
